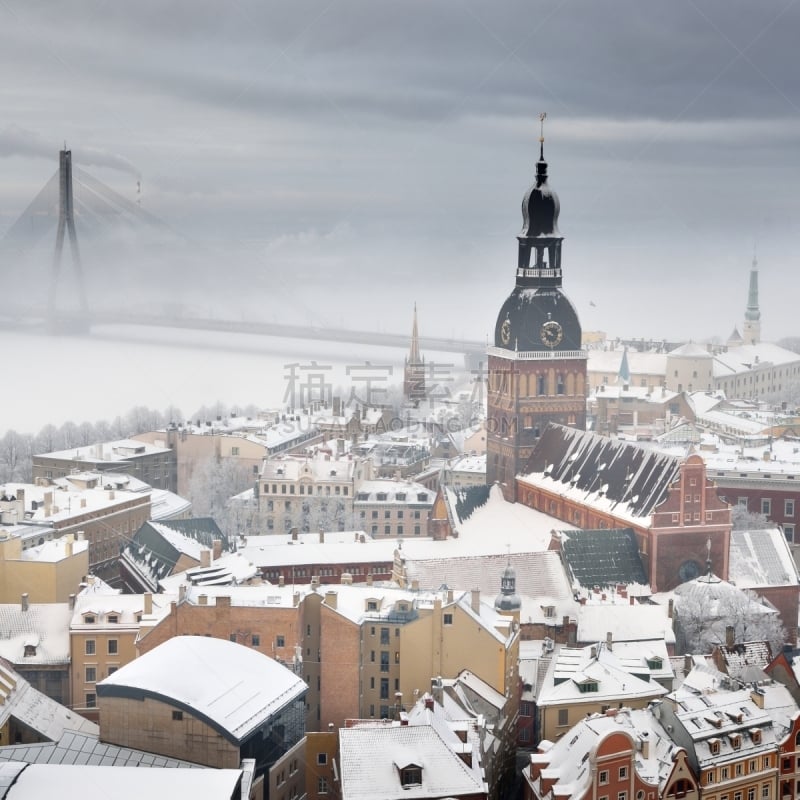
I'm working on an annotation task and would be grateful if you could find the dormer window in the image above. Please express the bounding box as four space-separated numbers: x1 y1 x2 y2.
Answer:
396 493 406 501
417 493 427 501
751 728 762 744
709 738 721 755
23 644 36 657
84 614 96 624
730 734 741 750
646 657 663 670
366 600 378 611
376 493 387 501
399 765 422 787
107 615 119 624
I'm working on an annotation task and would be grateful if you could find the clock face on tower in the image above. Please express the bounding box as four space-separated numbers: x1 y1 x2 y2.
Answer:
500 319 512 345
540 319 563 348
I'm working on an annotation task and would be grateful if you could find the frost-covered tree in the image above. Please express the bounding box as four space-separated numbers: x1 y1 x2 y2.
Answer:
187 457 256 538
674 580 786 655
731 504 772 530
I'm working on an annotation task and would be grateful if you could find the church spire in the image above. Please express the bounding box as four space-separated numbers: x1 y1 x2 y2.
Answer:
409 302 421 364
404 303 426 407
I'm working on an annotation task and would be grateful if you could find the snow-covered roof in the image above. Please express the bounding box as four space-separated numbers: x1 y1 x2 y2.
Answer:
537 644 668 707
157 551 259 592
97 636 306 743
17 536 88 563
0 764 243 800
577 603 675 646
36 439 171 462
730 528 800 588
528 706 686 795
149 488 192 520
0 662 98 741
713 342 800 378
447 453 486 474
354 479 433 505
669 342 713 358
0 603 71 665
259 451 361 482
70 592 174 629
587 349 668 376
339 723 486 800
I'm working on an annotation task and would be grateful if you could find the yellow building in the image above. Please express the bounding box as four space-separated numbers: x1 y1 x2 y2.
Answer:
0 529 88 604
69 589 174 719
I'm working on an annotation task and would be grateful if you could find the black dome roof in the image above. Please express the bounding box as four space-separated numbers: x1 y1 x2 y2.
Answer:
494 287 581 352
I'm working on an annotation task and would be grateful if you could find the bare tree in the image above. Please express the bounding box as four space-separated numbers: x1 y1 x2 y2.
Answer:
187 457 256 538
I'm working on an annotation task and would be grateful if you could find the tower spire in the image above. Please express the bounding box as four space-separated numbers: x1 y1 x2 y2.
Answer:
404 303 426 407
743 253 761 345
410 302 421 363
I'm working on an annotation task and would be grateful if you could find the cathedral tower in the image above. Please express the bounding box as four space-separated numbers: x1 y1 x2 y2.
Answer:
486 118 587 500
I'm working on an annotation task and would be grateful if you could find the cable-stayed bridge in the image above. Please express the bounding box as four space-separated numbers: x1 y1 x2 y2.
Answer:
1 152 486 363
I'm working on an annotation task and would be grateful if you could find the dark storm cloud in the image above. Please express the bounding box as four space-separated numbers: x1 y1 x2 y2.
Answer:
1 0 799 341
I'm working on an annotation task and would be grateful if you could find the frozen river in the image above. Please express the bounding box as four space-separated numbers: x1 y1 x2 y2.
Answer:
2 323 471 435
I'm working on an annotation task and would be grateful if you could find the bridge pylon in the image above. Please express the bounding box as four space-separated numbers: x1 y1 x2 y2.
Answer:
48 149 90 333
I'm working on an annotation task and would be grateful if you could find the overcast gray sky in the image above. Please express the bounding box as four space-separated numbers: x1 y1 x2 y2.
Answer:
1 0 798 343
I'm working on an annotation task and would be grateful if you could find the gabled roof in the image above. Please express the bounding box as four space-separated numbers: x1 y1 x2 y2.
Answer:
520 424 682 523
339 724 486 800
560 528 648 588
120 518 226 591
97 637 306 744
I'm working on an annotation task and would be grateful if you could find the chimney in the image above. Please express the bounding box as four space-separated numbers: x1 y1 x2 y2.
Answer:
366 574 373 587
629 594 635 606
684 654 693 675
178 584 187 604
291 527 298 541
217 595 231 608
198 594 208 606
279 574 285 587
143 592 153 615
21 593 29 612
640 732 650 759
667 598 674 619
424 696 434 711
446 589 454 604
293 591 301 607
44 491 52 517
311 575 320 590
325 590 338 610
68 593 76 610
606 631 613 652
726 625 735 648
341 572 353 585
200 549 211 568
319 529 325 544
212 539 222 560
411 579 419 591
65 534 73 557
471 588 480 614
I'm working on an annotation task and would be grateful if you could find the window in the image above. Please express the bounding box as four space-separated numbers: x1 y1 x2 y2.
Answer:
85 640 96 655
85 666 97 683
317 753 327 765
229 633 237 642
85 692 96 708
172 710 183 721
107 639 118 655
318 776 329 795
107 615 118 624
786 499 795 517
276 635 285 647
84 615 96 624
761 498 772 516
785 524 796 542
748 789 755 800
107 666 117 675
619 767 628 780
710 740 721 756
558 708 568 727
618 793 627 800
400 767 422 787
443 613 453 625
380 627 390 645
252 634 260 647
380 678 389 699
380 651 389 672
599 770 609 785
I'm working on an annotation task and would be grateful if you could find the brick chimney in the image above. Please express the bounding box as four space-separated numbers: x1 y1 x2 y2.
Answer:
21 593 29 612
325 590 338 610
726 625 735 648
470 589 480 614
143 593 153 615
200 549 211 568
212 539 222 560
